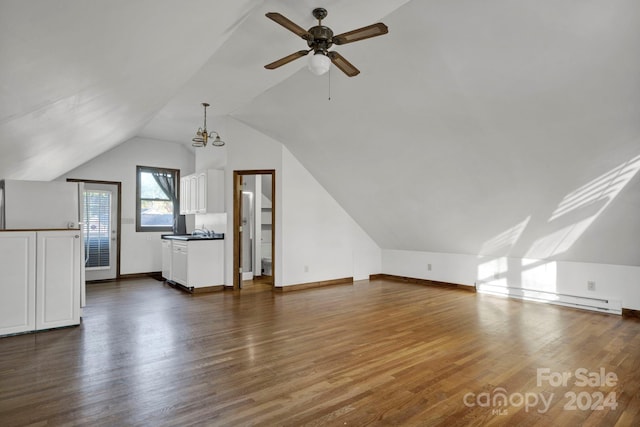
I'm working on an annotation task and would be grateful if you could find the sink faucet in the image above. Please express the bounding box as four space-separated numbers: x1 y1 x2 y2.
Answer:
192 227 214 237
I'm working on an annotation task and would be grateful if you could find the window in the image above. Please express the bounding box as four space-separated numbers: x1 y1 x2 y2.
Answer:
136 166 180 232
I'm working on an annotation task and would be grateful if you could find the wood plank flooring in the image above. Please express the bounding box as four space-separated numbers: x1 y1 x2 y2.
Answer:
1 278 640 426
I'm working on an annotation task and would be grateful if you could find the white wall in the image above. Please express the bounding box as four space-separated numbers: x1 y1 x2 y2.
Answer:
382 249 640 310
60 137 195 274
194 117 381 287
281 148 380 284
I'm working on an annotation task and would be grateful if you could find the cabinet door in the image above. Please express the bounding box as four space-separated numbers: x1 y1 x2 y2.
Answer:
36 231 81 330
189 175 198 213
0 232 36 335
179 177 189 215
196 172 207 213
172 243 188 286
161 239 172 280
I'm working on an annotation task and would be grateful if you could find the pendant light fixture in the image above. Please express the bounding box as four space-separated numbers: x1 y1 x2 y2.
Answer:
192 102 225 147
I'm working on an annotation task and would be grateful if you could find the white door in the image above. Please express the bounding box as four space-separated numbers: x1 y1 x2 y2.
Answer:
83 183 118 281
36 231 81 330
0 232 36 335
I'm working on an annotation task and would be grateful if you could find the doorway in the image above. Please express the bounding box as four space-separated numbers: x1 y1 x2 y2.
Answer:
69 180 121 281
233 170 275 290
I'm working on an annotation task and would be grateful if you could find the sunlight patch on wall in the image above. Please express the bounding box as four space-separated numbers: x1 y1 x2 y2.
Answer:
550 154 640 221
526 154 640 259
478 216 531 257
524 218 593 260
521 259 557 294
477 257 508 282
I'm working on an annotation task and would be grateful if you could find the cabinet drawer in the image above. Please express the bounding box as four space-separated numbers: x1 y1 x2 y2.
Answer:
172 242 188 253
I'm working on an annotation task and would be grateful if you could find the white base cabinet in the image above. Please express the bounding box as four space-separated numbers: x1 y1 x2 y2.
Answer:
161 239 172 280
0 232 36 335
171 241 189 285
0 230 81 336
165 238 224 290
36 231 81 330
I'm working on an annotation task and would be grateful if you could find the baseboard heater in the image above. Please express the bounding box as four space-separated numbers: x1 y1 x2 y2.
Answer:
476 282 622 315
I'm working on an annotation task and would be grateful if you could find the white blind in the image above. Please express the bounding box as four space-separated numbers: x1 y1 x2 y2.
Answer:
83 190 111 268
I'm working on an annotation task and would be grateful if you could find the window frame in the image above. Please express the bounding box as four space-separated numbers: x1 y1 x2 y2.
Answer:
136 165 180 233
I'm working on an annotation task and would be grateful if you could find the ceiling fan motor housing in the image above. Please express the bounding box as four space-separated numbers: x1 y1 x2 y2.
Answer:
307 26 334 53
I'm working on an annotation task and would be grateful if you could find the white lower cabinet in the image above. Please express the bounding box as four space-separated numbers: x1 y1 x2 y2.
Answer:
171 241 189 286
35 231 81 330
161 239 172 280
0 232 36 335
0 230 81 336
165 238 224 290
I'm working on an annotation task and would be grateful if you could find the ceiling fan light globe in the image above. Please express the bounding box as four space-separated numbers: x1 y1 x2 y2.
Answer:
308 52 331 76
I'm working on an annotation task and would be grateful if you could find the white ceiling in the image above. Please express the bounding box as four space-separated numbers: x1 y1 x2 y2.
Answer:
1 0 639 265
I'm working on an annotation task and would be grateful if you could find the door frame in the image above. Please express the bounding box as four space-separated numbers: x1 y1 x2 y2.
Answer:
67 178 122 279
233 170 275 290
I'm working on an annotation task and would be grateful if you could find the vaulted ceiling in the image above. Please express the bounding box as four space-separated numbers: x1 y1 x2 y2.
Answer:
1 0 639 266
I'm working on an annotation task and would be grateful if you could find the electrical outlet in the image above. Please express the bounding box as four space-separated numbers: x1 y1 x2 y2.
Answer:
427 263 432 271
304 265 309 273
587 281 596 291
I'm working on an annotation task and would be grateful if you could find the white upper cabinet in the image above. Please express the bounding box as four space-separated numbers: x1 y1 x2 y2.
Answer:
196 172 207 213
180 169 224 215
179 176 189 215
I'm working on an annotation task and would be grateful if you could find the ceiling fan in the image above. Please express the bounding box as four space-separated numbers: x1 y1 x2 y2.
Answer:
264 8 388 77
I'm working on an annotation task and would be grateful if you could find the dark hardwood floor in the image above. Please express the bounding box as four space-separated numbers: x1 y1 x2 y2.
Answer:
1 278 640 426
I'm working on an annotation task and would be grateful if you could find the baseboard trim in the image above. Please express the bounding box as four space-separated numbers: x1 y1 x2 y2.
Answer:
274 277 353 293
191 285 225 294
622 308 640 318
370 274 476 292
87 271 163 284
167 280 225 294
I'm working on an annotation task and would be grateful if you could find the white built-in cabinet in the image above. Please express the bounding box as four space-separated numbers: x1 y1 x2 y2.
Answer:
0 232 35 335
171 241 189 285
180 177 189 215
161 239 172 281
179 169 224 215
162 238 224 290
189 175 198 212
0 230 81 336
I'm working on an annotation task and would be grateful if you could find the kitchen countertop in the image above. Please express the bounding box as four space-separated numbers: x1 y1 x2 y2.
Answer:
161 233 224 241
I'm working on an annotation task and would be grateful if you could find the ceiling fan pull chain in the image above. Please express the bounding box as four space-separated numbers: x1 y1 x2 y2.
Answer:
328 66 331 101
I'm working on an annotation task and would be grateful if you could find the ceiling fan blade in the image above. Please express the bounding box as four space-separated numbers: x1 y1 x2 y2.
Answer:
264 50 310 70
328 51 360 77
266 12 311 40
333 22 388 45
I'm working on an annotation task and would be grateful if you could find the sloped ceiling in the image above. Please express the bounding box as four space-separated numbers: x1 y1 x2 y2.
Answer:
1 1 639 266
0 0 257 180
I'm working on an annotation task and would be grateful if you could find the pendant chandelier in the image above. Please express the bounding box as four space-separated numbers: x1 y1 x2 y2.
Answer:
192 102 225 147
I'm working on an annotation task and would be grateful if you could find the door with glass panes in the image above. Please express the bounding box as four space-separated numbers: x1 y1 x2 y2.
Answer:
83 183 119 281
